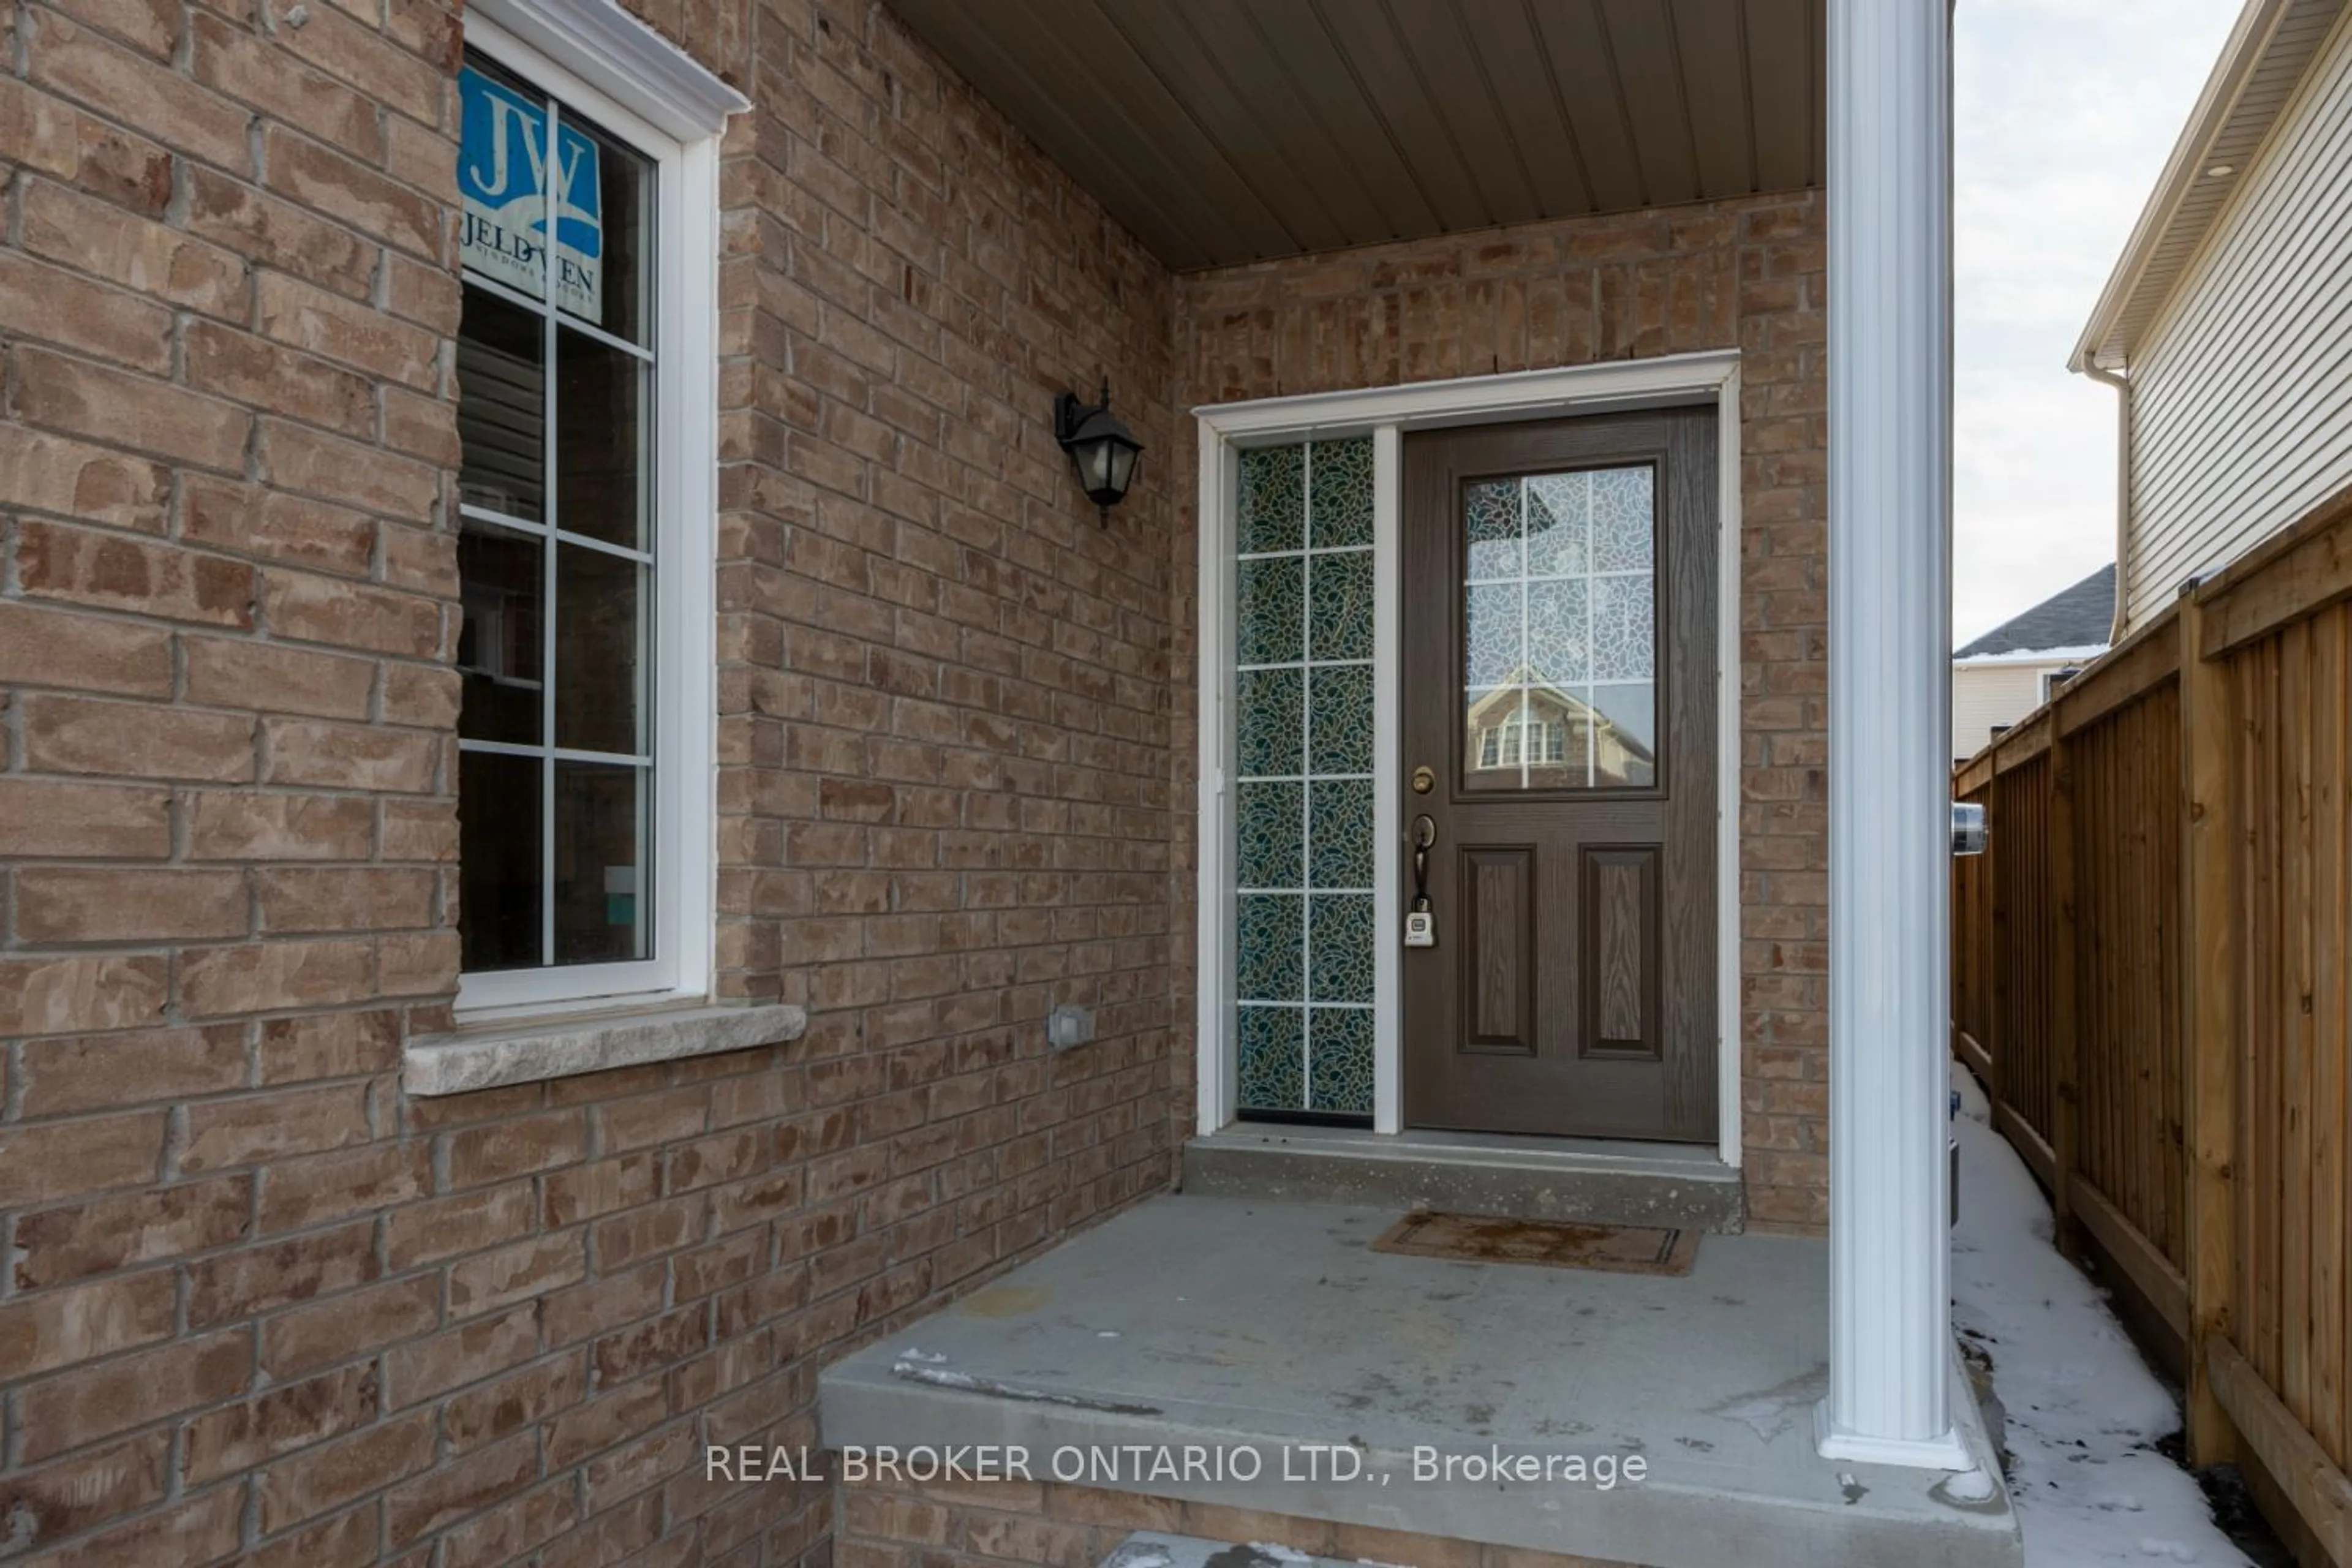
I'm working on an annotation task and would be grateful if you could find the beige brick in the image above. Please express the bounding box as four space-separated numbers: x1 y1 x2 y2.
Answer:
383 1181 535 1270
0 1268 178 1381
27 9 252 166
20 175 249 317
183 162 371 292
262 570 444 657
17 519 256 627
0 246 173 370
256 1409 436 1533
184 475 377 576
0 421 172 531
0 598 173 696
442 1355 584 1452
258 865 437 932
386 1429 537 1545
186 1218 379 1327
14 1024 249 1116
0 1435 172 1556
381 659 461 728
27 1483 243 1568
184 319 377 437
443 1110 589 1188
0 75 173 217
260 416 443 518
189 10 385 160
272 0 445 124
448 1233 587 1319
181 1082 372 1167
45 0 178 59
15 1329 251 1460
382 799 459 861
0 952 169 1036
0 777 170 857
178 937 376 1016
13 342 252 472
383 1305 539 1406
188 790 376 861
182 1362 382 1486
263 123 440 258
21 694 255 782
185 636 377 717
12 1177 252 1289
261 1272 441 1377
257 266 442 389
17 867 249 943
257 1140 429 1232
263 717 440 791
257 1007 402 1083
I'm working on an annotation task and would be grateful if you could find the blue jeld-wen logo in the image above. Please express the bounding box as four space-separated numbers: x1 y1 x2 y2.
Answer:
459 66 603 324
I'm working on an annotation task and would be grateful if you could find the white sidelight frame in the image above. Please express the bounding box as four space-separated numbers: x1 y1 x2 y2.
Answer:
1815 0 1972 1470
1193 352 1746 1168
453 0 743 1019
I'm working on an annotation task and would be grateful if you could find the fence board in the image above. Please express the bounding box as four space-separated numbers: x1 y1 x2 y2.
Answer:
1957 489 2352 1543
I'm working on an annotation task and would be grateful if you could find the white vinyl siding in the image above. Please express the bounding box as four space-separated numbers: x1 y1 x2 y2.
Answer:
1951 662 2059 764
2122 6 2352 628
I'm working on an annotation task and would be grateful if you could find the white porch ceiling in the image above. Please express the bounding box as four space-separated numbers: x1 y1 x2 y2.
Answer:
883 0 1826 271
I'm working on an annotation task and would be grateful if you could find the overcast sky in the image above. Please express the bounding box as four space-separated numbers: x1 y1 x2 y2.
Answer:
1952 0 2241 643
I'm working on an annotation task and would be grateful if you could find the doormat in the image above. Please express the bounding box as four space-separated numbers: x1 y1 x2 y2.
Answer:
1369 1212 1700 1276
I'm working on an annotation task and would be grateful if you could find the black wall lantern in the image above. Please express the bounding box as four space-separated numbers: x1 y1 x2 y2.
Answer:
1054 379 1144 525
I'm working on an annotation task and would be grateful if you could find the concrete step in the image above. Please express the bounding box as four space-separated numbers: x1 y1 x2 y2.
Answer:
1181 1123 1746 1233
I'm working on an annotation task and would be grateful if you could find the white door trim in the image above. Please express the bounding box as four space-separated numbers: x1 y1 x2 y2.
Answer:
1191 350 1746 1167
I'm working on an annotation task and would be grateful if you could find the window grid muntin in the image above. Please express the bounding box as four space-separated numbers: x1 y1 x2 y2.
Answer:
1461 466 1659 794
458 51 658 975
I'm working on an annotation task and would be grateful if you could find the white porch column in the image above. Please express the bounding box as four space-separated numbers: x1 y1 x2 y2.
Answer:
1817 0 1971 1470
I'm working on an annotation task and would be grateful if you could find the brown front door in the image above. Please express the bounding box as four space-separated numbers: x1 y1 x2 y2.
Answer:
1401 410 1719 1142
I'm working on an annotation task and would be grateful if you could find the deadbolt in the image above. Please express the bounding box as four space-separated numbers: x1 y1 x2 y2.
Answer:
1411 765 1436 794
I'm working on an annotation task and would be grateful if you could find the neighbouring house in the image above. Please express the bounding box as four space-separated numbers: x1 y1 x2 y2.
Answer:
1950 564 2114 761
0 1 2021 1566
2072 0 2352 636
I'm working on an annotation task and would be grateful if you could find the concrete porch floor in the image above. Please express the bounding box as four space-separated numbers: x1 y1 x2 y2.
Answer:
818 1195 2022 1568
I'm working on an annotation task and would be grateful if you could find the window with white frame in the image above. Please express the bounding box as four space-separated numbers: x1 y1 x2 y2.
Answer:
452 8 728 1013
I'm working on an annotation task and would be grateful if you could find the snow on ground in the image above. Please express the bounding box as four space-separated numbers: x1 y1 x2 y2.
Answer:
1951 1067 2252 1566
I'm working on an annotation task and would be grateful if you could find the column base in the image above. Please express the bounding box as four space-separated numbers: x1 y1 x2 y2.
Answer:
1813 1398 1974 1470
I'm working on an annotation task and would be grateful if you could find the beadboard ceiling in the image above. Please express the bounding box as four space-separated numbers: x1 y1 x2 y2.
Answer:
884 0 1826 271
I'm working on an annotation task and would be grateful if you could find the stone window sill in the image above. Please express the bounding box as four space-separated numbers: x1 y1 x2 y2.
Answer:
403 1000 807 1097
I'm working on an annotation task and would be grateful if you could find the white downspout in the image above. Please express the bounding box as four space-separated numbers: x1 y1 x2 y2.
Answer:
2079 359 2133 643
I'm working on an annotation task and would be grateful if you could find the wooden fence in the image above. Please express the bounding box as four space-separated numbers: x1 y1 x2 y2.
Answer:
1954 486 2352 1564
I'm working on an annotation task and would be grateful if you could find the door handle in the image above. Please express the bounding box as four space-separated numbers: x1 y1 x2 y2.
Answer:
1406 815 1437 947
1411 813 1436 906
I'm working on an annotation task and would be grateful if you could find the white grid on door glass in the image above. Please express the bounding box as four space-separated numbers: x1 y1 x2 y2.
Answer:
1461 466 1658 793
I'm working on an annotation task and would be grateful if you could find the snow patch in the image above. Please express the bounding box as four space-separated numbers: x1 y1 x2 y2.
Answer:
1951 1067 2251 1566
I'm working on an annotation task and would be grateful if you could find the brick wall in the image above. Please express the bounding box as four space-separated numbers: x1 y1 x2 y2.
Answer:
835 1475 1643 1568
0 0 1183 1561
1171 197 1832 1229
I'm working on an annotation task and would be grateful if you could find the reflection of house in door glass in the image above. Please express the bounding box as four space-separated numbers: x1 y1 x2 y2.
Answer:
1466 671 1655 790
1461 466 1660 793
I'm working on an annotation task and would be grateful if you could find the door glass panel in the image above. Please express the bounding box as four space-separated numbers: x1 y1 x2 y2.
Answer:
1462 466 1658 791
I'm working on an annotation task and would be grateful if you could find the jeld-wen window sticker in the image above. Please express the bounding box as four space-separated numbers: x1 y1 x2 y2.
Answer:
459 64 605 325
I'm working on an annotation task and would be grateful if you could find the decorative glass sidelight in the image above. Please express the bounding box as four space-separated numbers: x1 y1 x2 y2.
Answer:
1233 436 1375 1117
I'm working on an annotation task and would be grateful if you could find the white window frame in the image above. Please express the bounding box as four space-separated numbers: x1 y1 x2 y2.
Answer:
454 0 740 1019
1193 351 1745 1167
